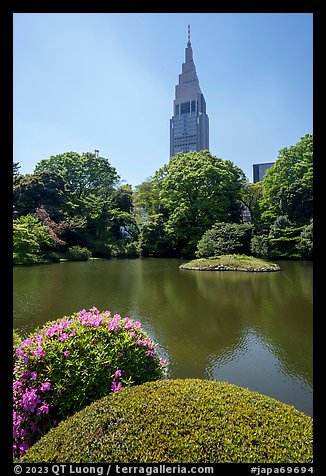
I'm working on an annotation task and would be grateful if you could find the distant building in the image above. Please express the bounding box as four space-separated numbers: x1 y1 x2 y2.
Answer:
253 162 275 183
170 25 209 157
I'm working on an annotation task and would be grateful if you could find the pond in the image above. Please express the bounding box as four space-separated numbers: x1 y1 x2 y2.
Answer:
13 258 313 416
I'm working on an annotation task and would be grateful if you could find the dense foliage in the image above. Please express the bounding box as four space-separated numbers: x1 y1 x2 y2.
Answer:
136 150 246 256
13 215 52 264
299 219 313 259
13 152 138 261
13 308 168 457
13 135 313 263
22 379 313 463
196 222 253 258
246 134 313 259
259 134 313 227
66 245 92 261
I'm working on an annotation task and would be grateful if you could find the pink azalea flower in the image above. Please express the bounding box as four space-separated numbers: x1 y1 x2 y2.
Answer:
111 381 122 392
32 347 45 359
40 382 51 392
45 326 57 337
36 402 49 415
15 347 25 358
114 369 122 379
21 337 34 348
18 440 30 456
159 357 168 367
107 320 120 332
21 388 41 412
13 380 23 391
90 306 100 314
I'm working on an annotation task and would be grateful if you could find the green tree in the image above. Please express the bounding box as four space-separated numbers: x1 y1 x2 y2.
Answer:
33 206 66 247
267 216 304 258
109 184 139 240
13 162 21 175
299 219 313 259
13 215 52 264
152 150 246 256
196 222 253 258
138 213 176 257
250 235 269 258
13 170 75 221
239 181 263 228
259 134 313 227
32 152 139 257
34 151 120 200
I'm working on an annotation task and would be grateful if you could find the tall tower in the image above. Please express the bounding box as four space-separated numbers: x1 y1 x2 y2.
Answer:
170 25 209 157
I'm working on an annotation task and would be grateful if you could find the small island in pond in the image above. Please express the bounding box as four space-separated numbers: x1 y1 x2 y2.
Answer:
179 254 281 272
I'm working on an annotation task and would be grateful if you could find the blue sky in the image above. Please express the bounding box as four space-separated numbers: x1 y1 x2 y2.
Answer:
13 13 313 186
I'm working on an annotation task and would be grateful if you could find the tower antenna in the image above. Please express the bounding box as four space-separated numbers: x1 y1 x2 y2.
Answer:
187 24 191 47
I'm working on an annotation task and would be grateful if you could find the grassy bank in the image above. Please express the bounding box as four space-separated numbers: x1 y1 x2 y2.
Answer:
179 254 281 272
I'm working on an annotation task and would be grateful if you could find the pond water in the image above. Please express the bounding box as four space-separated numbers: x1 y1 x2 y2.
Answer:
13 258 313 416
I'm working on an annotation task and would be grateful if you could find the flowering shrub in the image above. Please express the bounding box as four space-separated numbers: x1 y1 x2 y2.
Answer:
13 307 168 457
13 330 22 362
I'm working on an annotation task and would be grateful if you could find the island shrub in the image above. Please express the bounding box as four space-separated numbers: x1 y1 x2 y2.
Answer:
21 379 313 463
13 308 168 457
66 245 92 261
196 222 253 258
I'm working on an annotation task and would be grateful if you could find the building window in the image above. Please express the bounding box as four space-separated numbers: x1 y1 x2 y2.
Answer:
180 102 190 114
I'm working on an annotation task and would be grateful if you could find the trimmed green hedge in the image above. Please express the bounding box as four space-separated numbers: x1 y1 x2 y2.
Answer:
22 379 313 463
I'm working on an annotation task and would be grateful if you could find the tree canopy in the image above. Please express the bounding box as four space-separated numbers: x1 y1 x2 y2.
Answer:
149 150 246 255
259 134 313 227
34 151 120 200
13 135 313 263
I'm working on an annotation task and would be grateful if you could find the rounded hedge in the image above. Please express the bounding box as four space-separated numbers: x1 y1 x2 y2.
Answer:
13 308 167 457
22 379 313 463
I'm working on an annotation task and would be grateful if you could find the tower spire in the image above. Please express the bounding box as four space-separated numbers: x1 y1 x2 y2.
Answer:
187 24 191 47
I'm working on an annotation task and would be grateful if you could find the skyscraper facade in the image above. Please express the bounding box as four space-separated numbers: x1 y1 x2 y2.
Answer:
253 162 275 182
170 26 209 157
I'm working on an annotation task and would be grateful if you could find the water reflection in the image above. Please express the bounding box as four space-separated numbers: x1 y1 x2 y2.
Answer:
206 329 312 416
13 259 312 415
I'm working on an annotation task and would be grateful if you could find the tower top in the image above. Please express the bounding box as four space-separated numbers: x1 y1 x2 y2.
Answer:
187 24 191 47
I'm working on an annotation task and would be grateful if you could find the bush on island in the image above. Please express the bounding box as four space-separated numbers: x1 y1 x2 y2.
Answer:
13 307 168 457
21 379 313 463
